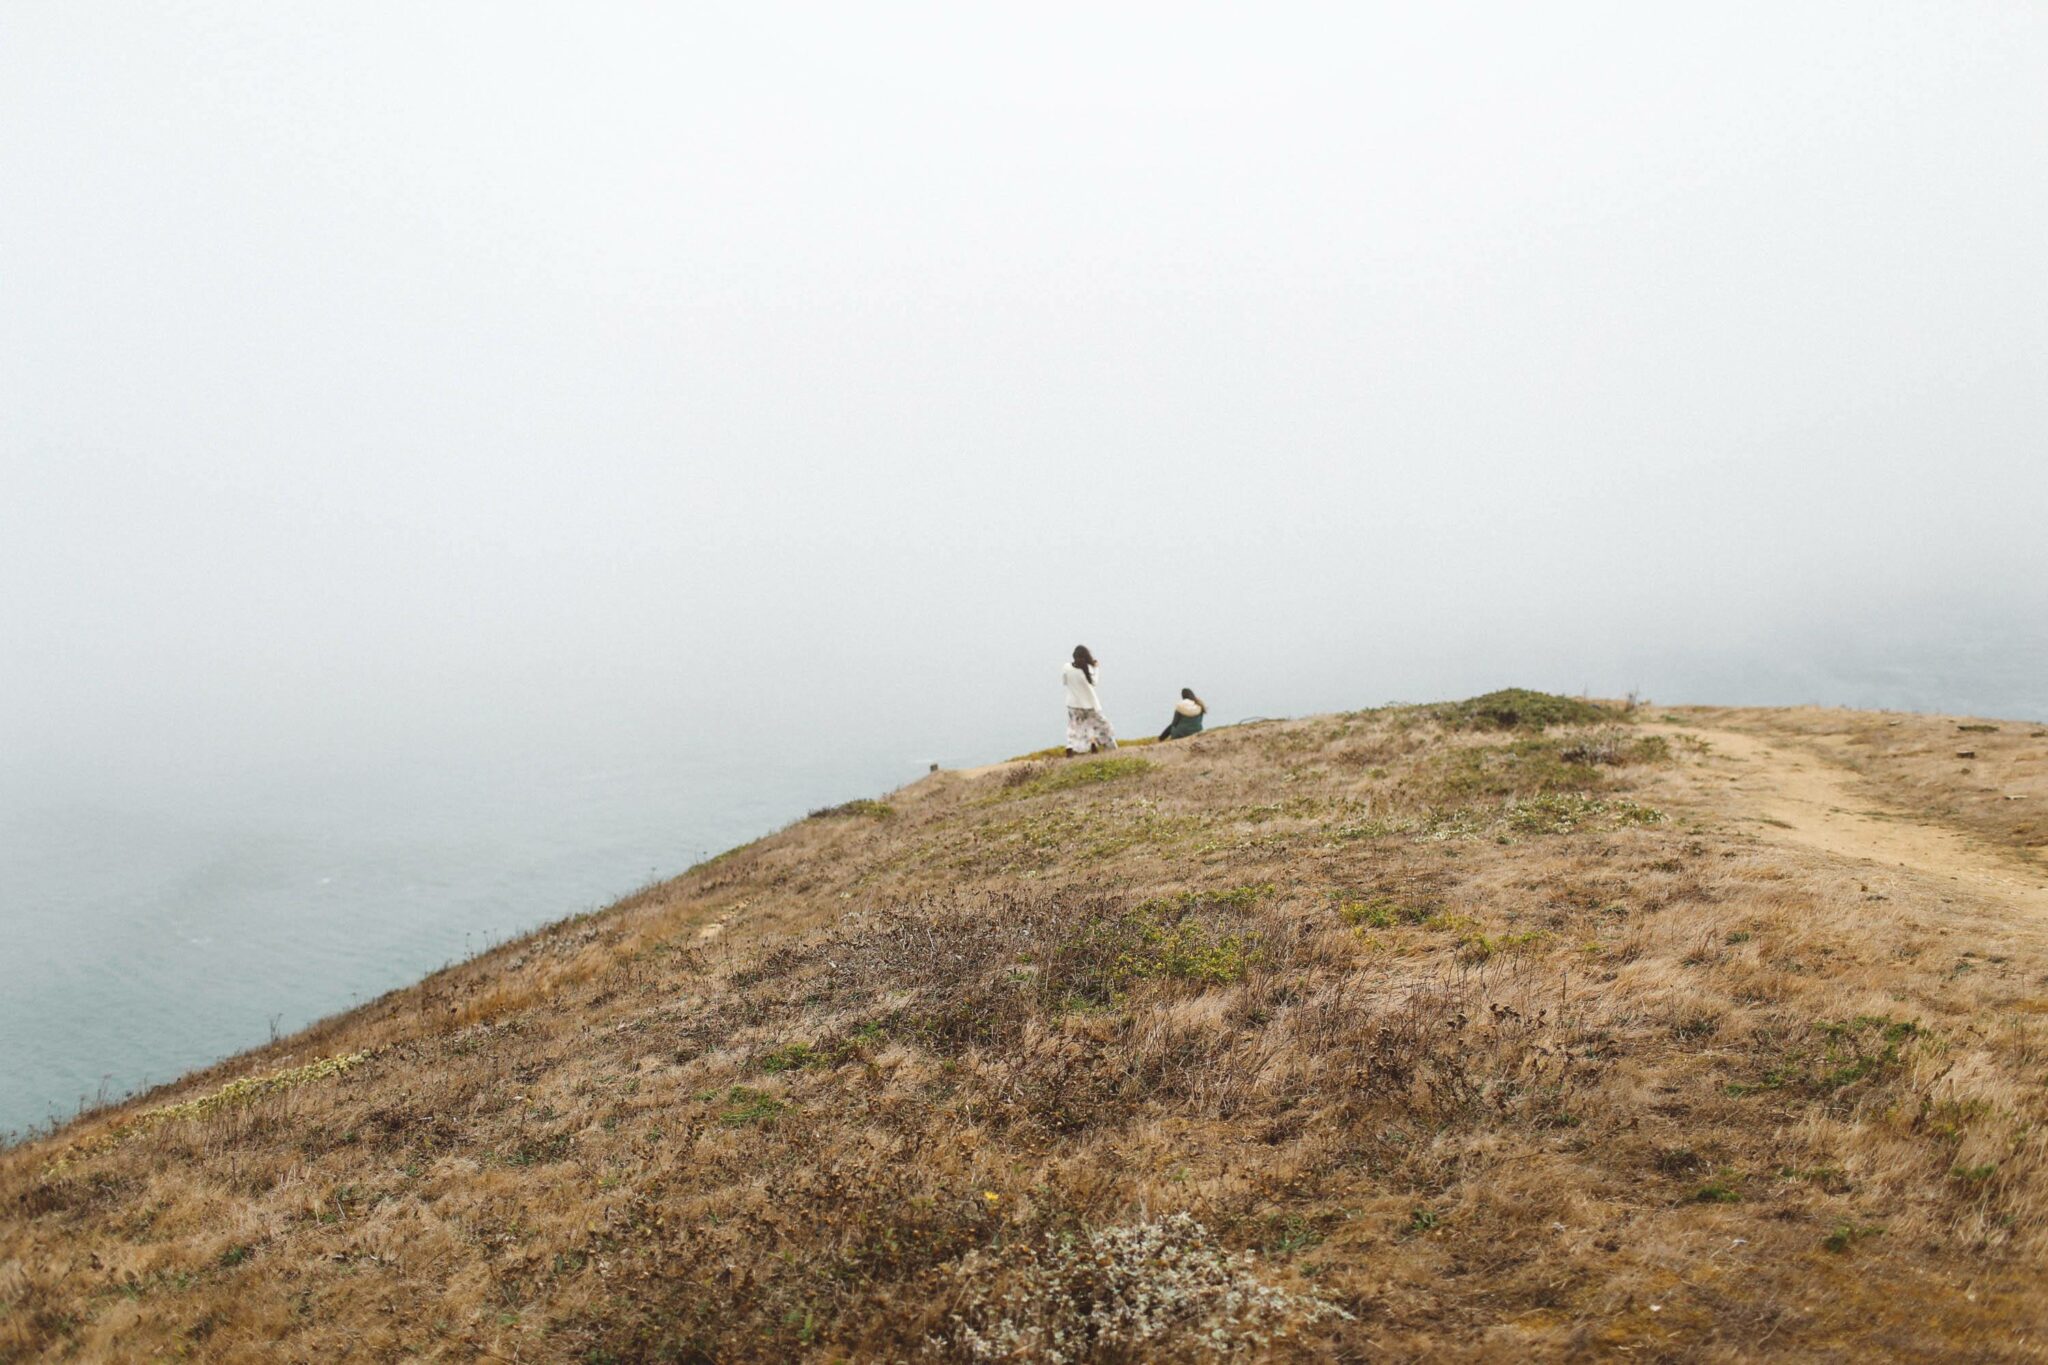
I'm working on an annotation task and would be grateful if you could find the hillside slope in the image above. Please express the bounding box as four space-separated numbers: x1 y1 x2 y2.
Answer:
5 697 2047 1362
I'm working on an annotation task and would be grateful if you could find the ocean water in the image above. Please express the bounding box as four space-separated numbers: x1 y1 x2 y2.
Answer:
0 732 934 1142
3 647 2042 1142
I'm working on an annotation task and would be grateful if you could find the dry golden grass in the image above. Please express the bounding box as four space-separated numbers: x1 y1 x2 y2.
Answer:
6 698 2048 1361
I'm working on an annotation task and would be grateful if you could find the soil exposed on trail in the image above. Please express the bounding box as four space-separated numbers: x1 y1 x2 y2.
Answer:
1668 722 2048 917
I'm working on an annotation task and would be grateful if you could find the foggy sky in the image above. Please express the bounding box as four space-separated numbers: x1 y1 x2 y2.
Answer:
6 3 2046 803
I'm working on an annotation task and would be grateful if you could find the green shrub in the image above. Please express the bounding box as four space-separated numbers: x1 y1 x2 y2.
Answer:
1824 1222 1883 1253
1338 895 1430 930
1113 918 1257 986
1433 689 1617 731
1071 900 1263 992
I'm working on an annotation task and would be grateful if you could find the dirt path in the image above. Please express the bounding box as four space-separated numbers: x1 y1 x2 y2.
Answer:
1672 725 2048 913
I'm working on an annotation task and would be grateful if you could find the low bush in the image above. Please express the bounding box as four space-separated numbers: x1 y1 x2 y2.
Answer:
1338 895 1431 929
1434 689 1617 731
1560 732 1671 767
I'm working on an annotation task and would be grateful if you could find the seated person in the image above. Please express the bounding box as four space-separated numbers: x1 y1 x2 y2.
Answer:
1159 688 1207 741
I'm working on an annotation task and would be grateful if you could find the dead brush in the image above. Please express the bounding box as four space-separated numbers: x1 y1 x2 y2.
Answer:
927 1211 1350 1362
1001 760 1055 789
1559 729 1665 766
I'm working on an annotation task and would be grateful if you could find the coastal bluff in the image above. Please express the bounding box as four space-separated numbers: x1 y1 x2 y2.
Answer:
6 694 2046 1361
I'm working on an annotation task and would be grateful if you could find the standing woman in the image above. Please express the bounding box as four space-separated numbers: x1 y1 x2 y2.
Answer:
1063 645 1118 755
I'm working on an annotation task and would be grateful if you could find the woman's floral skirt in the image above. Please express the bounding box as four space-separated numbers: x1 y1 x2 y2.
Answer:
1066 707 1118 752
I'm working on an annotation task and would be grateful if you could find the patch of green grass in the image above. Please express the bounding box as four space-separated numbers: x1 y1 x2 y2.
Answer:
1824 1221 1883 1253
1815 1016 1921 1091
1001 755 1156 801
1142 883 1275 914
756 1043 824 1074
1238 796 1331 823
502 1133 573 1167
1438 732 1667 798
1337 895 1430 930
1078 901 1263 991
1920 1096 1991 1141
1399 907 1543 960
1331 818 1407 842
718 1087 788 1128
807 798 893 820
966 806 1206 868
1418 807 1493 840
1730 1016 1926 1100
1455 928 1548 961
1117 922 1257 986
684 836 767 874
1500 793 1666 835
1433 689 1619 732
1006 738 1159 763
1439 737 1600 798
1693 1176 1742 1203
1262 1214 1327 1256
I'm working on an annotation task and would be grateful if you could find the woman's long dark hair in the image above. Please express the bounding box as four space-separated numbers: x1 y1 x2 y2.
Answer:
1072 645 1096 684
1181 688 1205 711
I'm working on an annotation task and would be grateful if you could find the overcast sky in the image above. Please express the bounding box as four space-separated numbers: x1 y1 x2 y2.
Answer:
5 2 2045 799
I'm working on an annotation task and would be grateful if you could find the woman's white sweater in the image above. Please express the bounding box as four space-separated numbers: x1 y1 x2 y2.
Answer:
1062 664 1101 711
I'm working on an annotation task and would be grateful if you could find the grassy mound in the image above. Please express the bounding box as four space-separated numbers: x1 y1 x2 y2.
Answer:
806 798 894 820
999 754 1154 800
1433 688 1618 731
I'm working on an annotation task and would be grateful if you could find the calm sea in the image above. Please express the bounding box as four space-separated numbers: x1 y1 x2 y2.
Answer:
0 731 937 1142
3 650 2042 1142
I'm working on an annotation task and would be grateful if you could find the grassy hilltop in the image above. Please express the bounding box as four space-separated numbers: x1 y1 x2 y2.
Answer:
5 693 2048 1361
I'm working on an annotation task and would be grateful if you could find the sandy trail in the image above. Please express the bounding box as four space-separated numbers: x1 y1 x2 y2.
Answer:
1673 724 2048 913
